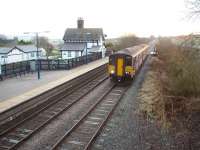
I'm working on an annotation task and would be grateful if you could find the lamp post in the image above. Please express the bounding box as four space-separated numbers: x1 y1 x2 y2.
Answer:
86 43 88 64
24 31 49 80
35 32 40 79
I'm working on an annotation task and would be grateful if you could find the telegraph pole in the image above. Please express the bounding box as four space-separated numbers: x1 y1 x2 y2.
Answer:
24 31 49 80
36 32 40 79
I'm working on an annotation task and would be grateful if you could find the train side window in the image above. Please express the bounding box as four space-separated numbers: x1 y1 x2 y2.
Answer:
126 56 132 66
133 57 136 65
109 57 115 65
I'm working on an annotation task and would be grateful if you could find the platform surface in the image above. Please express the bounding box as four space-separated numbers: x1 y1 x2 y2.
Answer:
0 58 108 113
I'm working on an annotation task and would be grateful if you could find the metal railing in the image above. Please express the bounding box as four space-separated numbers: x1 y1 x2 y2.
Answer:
0 52 102 79
1 61 31 78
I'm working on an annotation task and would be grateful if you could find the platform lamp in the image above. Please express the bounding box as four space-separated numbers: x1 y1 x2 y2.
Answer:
24 31 50 80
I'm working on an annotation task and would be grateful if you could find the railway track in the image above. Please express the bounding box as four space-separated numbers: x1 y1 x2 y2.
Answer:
51 84 128 150
0 64 107 133
0 70 108 150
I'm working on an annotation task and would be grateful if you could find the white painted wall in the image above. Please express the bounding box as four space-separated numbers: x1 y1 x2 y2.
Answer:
87 42 98 48
61 51 82 59
6 49 24 63
39 48 47 59
0 54 6 64
99 36 103 46
0 49 43 64
61 37 105 59
86 39 103 48
101 45 106 57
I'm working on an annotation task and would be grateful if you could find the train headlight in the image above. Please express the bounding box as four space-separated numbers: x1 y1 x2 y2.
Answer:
111 70 115 74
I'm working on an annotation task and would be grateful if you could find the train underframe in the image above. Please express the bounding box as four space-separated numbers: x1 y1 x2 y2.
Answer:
109 73 134 82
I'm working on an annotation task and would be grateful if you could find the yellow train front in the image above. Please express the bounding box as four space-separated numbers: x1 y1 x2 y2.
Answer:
108 44 148 82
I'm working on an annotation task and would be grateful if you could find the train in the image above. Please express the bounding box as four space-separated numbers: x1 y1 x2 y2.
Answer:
108 44 149 82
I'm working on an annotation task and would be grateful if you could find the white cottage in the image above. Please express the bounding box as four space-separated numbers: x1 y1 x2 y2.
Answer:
61 18 106 59
0 47 11 64
0 45 46 64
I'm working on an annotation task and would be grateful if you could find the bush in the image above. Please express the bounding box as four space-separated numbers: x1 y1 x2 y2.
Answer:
156 38 200 97
107 35 150 52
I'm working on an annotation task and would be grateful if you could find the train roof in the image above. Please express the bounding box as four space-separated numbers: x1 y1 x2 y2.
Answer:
111 44 149 57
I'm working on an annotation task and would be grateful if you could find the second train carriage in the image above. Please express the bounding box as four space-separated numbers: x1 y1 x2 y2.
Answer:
108 44 149 82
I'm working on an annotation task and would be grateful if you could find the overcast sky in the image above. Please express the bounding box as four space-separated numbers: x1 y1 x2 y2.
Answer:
0 0 199 39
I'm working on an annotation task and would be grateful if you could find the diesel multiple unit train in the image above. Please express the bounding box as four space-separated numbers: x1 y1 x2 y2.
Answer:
108 44 149 82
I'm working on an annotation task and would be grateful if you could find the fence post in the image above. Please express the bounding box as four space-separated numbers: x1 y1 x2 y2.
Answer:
84 56 86 64
74 58 76 67
58 60 60 69
26 61 29 74
75 58 77 67
48 59 50 70
77 57 79 66
88 54 90 62
5 64 7 76
40 59 42 71
80 56 83 65
71 59 73 68
12 63 15 77
67 59 69 69
65 60 67 70
0 64 2 80
19 62 22 76
22 62 25 75
81 57 83 64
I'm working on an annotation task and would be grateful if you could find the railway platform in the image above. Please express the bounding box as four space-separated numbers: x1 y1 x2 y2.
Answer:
0 58 108 113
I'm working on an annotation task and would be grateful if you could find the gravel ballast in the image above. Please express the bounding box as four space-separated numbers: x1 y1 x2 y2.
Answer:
92 57 174 150
18 79 112 150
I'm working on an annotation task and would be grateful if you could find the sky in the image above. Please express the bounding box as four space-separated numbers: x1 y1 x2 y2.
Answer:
0 0 200 39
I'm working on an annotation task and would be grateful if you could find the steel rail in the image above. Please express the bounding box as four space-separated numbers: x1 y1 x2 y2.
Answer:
84 86 128 150
0 72 107 150
0 64 107 129
51 84 117 150
8 76 108 150
0 69 106 137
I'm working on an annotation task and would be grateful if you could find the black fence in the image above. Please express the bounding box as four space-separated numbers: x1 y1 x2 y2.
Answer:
1 61 31 78
0 52 102 79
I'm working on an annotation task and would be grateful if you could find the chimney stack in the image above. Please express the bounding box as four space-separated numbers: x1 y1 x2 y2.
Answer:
77 17 84 29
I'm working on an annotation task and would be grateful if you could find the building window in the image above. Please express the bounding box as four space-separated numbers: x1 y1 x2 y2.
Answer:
4 55 8 58
68 51 71 57
31 52 35 57
75 51 79 57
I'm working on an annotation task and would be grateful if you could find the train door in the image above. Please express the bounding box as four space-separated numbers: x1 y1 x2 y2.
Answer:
117 58 124 76
108 55 115 74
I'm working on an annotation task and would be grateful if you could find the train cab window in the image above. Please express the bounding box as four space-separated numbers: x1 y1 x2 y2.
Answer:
126 56 132 66
109 57 115 65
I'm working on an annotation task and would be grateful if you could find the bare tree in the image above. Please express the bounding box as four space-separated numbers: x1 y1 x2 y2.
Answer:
113 34 139 51
33 36 54 59
112 34 149 51
186 0 200 19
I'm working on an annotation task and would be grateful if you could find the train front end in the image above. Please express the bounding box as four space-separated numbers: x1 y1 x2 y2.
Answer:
108 54 134 82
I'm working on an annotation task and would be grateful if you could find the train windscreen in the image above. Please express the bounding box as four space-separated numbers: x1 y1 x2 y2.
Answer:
126 56 132 66
109 56 115 65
